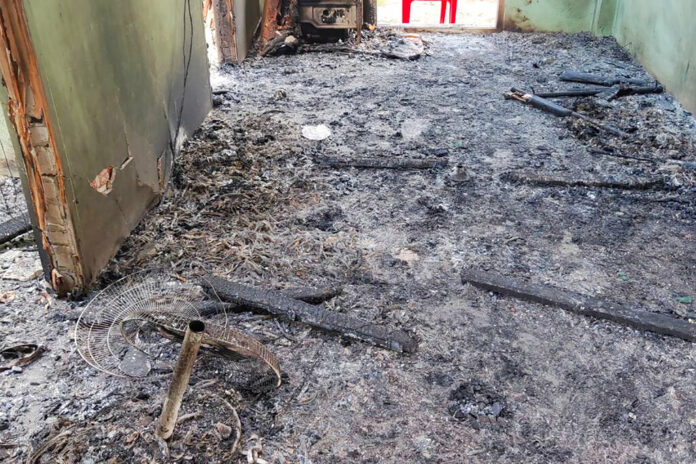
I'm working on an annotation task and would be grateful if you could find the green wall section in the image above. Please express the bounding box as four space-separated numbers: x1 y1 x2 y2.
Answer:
612 0 696 114
503 0 599 33
22 0 211 285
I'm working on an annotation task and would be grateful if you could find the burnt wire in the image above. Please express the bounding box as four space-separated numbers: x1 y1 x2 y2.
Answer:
169 0 195 165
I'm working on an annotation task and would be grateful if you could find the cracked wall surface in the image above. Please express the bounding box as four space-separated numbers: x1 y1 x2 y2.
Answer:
0 0 211 293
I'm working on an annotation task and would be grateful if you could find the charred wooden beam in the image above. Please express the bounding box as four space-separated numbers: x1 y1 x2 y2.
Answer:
204 277 418 353
318 156 447 170
461 269 696 342
534 84 663 99
501 170 670 191
559 71 651 87
0 214 30 245
197 284 343 315
363 0 377 27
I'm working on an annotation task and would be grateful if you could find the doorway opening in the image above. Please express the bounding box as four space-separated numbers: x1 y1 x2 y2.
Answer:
377 0 502 30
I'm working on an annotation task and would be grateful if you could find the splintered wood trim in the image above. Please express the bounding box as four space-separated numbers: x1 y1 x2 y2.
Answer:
212 0 237 64
0 0 82 295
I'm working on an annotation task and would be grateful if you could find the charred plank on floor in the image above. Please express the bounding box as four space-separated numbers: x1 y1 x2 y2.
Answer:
318 156 447 170
501 170 671 191
0 214 30 245
461 269 696 342
197 284 343 315
204 277 418 353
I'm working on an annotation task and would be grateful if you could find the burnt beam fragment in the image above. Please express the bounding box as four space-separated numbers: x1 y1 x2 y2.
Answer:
204 277 418 353
559 71 652 87
501 170 671 191
363 0 377 27
318 157 447 170
535 84 663 99
461 269 696 343
0 214 31 245
197 284 343 315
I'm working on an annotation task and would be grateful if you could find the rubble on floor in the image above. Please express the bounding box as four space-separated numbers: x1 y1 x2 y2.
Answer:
1 31 696 463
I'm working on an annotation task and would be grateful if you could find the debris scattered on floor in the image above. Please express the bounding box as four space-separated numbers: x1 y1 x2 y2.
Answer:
448 381 509 428
0 290 15 304
461 268 696 341
378 34 426 60
3 30 696 463
0 249 42 282
75 271 281 386
506 87 630 137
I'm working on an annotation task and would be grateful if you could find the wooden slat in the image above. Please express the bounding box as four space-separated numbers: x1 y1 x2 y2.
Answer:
461 269 696 342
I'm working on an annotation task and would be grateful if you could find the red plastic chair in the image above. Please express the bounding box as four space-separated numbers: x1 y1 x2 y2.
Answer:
402 0 457 24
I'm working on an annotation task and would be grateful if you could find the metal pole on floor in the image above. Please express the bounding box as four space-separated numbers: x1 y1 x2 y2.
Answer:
156 320 205 439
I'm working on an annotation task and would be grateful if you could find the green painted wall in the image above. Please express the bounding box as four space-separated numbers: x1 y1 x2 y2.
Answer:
21 0 211 285
612 0 696 114
593 0 618 36
504 0 599 33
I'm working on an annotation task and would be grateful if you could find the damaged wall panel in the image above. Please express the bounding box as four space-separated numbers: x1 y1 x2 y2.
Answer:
0 0 211 294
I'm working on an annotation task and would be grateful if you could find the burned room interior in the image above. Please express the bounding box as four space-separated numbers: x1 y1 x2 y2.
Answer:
0 0 695 462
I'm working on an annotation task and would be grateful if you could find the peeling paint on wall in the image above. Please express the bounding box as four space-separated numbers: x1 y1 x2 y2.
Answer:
89 167 116 195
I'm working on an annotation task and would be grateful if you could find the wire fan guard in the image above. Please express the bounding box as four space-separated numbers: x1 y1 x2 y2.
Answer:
75 271 281 390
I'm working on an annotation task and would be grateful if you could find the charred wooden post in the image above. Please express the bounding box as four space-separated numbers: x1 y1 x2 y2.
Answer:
212 0 237 64
363 0 377 27
197 284 343 316
157 320 205 440
261 0 283 46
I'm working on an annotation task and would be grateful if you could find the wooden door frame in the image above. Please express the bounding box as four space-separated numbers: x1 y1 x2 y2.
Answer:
0 0 82 295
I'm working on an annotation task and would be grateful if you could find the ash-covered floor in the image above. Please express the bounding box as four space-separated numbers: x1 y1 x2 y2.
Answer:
2 31 696 463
